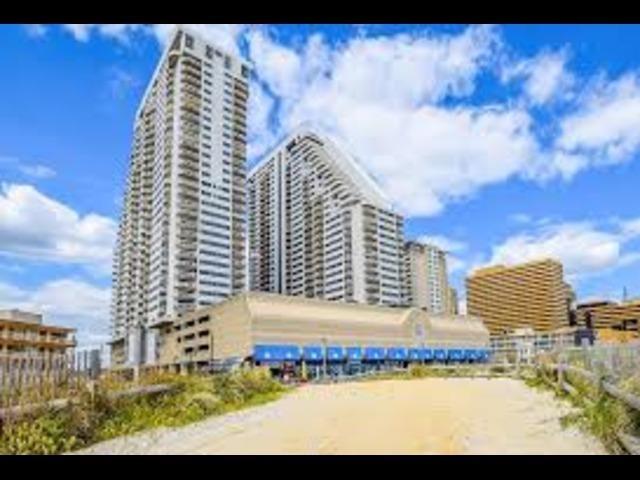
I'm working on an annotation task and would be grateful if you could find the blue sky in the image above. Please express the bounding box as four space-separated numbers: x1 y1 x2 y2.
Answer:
1 24 639 345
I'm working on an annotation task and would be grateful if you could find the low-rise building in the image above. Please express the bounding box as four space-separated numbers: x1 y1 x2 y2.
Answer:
576 300 640 335
154 292 490 372
0 309 75 357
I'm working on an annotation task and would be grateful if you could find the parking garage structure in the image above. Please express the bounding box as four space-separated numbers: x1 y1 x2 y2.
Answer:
156 292 490 374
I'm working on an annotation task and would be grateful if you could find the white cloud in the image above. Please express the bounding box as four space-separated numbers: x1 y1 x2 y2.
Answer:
417 235 466 253
502 49 574 105
0 156 56 180
245 26 572 216
557 72 640 164
0 184 116 275
0 278 110 347
61 24 148 43
489 218 640 279
55 24 248 56
24 24 47 38
18 164 56 179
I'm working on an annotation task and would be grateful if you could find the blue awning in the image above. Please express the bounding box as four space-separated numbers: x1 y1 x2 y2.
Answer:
254 344 300 362
434 349 447 361
302 345 323 361
387 347 408 360
422 349 434 360
326 346 345 361
464 349 477 360
408 348 423 360
448 349 464 361
364 346 385 361
346 347 363 361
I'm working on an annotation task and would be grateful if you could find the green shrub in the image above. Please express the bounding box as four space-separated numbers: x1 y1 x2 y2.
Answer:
0 367 286 455
0 414 78 455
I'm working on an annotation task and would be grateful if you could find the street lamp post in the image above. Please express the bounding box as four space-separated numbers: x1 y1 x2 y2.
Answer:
322 337 328 380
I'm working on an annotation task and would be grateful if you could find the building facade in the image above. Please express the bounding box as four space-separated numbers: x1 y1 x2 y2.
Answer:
111 26 250 366
403 241 450 313
248 129 405 307
0 310 75 357
446 287 459 315
576 300 640 334
155 293 490 371
466 258 571 335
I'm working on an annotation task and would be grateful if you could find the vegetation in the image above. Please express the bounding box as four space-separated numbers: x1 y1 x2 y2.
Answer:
354 363 512 382
524 365 640 454
0 367 286 455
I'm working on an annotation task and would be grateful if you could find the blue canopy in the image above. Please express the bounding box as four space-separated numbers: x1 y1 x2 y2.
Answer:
364 346 385 361
463 349 477 360
434 349 447 361
448 349 464 361
253 344 300 362
346 347 363 361
326 346 345 361
408 348 423 361
422 349 434 360
302 345 323 362
387 347 408 361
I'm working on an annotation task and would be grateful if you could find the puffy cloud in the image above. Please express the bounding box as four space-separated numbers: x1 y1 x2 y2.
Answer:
502 49 574 105
245 26 568 216
61 24 148 43
557 72 640 164
54 24 248 56
0 279 110 346
0 184 116 275
417 235 466 253
489 218 640 279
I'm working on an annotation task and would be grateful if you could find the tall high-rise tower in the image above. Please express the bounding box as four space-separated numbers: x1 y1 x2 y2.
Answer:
111 26 250 366
247 128 406 307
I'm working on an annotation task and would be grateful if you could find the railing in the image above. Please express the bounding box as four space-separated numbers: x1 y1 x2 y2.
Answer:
535 344 640 455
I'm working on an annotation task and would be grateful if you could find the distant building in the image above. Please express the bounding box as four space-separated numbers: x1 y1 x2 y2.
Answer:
403 241 449 314
247 128 405 307
446 287 459 315
576 300 640 338
0 309 75 356
466 258 571 335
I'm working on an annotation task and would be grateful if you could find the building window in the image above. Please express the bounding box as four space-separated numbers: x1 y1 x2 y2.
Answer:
224 55 231 69
206 45 213 59
241 65 249 78
185 34 194 49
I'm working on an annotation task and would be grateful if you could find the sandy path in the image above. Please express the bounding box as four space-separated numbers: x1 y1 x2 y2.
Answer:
77 378 606 455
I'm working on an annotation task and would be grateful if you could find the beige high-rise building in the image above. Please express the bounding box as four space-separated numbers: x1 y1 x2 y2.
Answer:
111 26 250 366
466 258 570 335
248 128 405 307
403 241 449 313
446 287 459 315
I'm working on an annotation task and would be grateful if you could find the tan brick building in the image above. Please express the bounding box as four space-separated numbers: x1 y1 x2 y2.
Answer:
576 300 640 334
466 259 571 335
0 309 75 356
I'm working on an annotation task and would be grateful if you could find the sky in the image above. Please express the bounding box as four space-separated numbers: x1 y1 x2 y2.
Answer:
1 24 639 346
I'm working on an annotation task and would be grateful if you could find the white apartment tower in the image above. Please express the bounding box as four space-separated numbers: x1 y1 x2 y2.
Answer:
404 241 450 314
248 129 406 307
111 27 250 366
